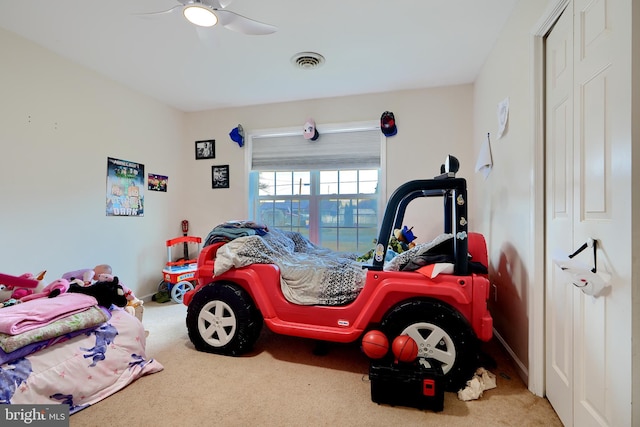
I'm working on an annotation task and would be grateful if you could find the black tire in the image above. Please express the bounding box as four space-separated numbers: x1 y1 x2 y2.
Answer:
381 299 480 392
157 280 169 293
186 282 263 356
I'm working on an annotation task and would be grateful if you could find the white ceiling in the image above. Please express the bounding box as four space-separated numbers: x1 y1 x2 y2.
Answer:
0 0 519 113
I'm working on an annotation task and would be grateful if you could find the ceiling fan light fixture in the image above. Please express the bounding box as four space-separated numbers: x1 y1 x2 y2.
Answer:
183 5 218 27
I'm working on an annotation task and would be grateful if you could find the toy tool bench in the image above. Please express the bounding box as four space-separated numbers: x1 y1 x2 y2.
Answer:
160 235 202 303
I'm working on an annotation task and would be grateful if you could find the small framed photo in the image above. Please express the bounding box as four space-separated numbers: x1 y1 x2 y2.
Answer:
195 139 215 160
212 165 230 189
148 173 168 192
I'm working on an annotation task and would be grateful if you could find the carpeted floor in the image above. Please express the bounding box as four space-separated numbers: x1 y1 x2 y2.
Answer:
70 301 563 427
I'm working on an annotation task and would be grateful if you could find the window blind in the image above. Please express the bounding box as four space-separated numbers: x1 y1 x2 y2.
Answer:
251 129 381 171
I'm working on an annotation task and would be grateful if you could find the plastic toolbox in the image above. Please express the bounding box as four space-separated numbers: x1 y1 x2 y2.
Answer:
369 360 445 412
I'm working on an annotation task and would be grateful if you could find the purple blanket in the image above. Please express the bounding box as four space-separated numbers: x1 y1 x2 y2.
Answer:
0 327 97 365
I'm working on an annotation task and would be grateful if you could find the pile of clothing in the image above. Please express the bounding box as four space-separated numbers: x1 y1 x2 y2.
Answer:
203 221 269 246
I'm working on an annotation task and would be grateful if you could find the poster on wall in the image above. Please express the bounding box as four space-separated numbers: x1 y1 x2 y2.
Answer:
148 173 168 192
106 157 144 217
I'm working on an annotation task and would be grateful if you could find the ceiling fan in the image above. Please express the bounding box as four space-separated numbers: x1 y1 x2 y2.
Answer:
137 0 277 35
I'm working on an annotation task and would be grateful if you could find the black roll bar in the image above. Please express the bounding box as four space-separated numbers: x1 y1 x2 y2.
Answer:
370 176 469 275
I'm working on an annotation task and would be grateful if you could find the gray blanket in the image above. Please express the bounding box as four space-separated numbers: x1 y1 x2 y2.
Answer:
214 229 366 306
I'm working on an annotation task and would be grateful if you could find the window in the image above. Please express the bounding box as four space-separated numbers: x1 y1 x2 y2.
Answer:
248 123 384 252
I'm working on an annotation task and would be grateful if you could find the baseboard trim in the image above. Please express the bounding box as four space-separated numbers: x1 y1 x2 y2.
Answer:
140 292 157 303
493 329 529 386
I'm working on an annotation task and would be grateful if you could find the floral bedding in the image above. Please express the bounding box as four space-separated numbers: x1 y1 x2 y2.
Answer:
0 307 163 414
0 306 110 354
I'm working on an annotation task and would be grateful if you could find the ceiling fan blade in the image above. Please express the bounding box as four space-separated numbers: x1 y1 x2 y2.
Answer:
214 9 277 35
208 0 235 8
133 4 182 18
175 0 232 8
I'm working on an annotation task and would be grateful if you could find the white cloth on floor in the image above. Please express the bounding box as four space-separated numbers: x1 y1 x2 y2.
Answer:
457 367 497 401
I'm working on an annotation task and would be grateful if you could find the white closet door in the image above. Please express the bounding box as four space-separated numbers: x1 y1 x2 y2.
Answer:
545 5 574 425
545 0 632 426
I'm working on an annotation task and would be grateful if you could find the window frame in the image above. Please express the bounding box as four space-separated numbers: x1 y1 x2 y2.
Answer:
245 120 386 248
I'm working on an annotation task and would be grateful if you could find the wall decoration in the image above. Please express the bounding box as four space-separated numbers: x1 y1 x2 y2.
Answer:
212 165 230 189
475 133 493 180
497 97 509 139
195 139 215 160
106 157 144 217
148 173 168 192
229 124 245 147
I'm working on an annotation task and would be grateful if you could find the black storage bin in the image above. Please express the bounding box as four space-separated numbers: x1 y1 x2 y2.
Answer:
369 360 444 412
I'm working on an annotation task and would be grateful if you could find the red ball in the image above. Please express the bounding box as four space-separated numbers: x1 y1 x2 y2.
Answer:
392 335 419 363
361 330 389 359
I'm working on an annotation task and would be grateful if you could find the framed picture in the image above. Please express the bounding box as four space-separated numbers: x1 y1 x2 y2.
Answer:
212 165 229 189
195 139 215 160
148 173 168 192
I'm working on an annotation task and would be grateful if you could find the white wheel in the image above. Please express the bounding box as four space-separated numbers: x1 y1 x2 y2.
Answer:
197 299 237 347
381 299 479 391
170 280 194 304
186 283 263 355
401 322 457 373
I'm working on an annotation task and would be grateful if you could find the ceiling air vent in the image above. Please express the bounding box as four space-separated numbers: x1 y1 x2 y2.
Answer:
291 52 325 70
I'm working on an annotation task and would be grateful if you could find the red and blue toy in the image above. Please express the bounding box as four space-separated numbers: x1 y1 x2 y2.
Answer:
158 220 202 304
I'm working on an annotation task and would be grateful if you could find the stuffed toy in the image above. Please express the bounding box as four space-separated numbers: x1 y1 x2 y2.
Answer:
62 264 112 286
0 271 45 302
95 274 142 316
67 276 128 308
393 226 417 250
20 278 70 302
357 226 418 263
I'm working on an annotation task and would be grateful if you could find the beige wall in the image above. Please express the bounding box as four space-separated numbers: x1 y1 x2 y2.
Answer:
475 1 639 412
0 28 186 299
182 85 476 245
472 0 550 379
